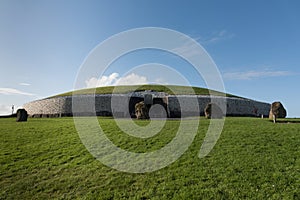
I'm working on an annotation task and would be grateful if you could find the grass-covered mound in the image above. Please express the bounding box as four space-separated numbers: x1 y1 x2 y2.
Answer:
52 85 239 98
1 117 299 199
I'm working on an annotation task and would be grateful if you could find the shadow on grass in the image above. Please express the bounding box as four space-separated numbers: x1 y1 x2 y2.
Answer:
0 114 16 118
270 119 300 124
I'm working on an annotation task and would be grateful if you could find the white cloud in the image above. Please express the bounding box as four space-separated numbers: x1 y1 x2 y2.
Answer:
115 73 148 85
19 83 31 86
153 78 169 85
85 73 149 88
0 104 12 115
0 104 22 116
0 88 35 96
223 70 292 80
85 73 119 88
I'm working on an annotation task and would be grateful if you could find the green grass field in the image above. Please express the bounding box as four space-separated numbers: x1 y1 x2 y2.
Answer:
52 85 239 98
1 117 300 199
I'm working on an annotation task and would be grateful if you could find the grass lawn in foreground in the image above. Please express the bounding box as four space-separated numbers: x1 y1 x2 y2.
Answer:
0 117 300 199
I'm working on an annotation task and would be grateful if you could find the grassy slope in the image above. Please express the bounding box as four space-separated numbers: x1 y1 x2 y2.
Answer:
1 117 300 199
52 85 239 98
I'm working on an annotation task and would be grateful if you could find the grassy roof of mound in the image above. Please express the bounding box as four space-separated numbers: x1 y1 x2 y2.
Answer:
51 85 240 98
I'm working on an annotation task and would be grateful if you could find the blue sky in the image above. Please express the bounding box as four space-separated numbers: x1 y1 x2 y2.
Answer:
0 0 299 117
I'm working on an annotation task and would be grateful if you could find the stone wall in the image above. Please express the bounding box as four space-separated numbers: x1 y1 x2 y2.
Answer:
23 96 72 117
167 95 270 117
23 94 270 118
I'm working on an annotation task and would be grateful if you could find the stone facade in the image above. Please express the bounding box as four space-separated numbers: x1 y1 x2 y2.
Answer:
23 93 270 118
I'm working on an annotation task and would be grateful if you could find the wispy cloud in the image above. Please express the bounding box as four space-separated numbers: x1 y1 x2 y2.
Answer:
223 70 292 80
0 88 35 96
198 30 235 44
171 30 234 58
171 39 201 58
85 73 148 88
19 82 31 86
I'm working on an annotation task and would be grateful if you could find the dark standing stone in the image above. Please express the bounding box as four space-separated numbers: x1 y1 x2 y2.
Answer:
16 109 28 122
204 103 224 119
269 101 287 123
135 101 149 119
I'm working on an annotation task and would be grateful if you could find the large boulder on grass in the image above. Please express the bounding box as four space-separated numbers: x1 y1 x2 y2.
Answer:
269 101 287 122
16 109 28 122
135 101 149 119
204 103 223 119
